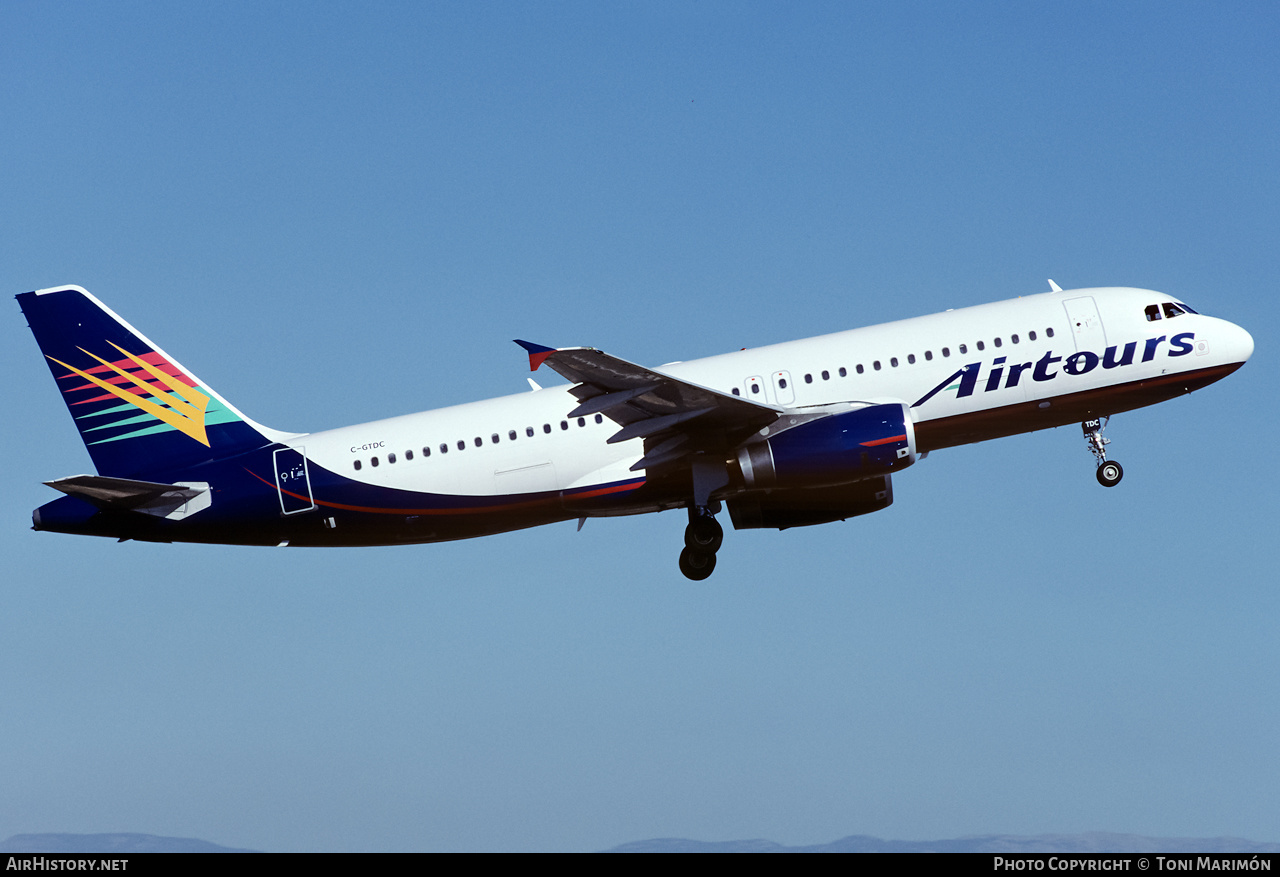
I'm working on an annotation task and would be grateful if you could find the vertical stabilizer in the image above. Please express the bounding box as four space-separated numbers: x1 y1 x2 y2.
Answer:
18 285 288 478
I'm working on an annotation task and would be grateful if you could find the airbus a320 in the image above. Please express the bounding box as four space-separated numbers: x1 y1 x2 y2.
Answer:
18 282 1252 579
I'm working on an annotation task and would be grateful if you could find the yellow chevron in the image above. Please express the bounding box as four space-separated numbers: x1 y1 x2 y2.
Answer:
48 342 211 446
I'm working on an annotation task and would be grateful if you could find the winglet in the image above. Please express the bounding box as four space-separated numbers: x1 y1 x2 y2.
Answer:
514 339 557 372
1048 279 1063 292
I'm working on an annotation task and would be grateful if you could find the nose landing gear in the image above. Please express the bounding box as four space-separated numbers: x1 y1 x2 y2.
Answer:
679 504 723 581
1083 417 1123 487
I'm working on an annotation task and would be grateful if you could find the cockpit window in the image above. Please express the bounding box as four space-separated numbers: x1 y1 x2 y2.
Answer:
1162 302 1186 319
1176 302 1199 314
1144 304 1162 321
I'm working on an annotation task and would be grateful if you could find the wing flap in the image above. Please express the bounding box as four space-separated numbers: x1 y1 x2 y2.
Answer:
629 435 690 471
566 384 660 418
606 407 716 444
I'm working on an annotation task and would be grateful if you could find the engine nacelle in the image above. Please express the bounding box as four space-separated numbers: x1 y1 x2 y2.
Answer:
735 402 917 490
727 476 893 530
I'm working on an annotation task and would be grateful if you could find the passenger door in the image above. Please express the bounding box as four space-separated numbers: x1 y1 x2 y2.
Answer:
1063 296 1108 351
273 446 316 515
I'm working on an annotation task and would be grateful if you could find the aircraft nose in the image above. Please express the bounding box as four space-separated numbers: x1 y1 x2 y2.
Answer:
1229 321 1255 363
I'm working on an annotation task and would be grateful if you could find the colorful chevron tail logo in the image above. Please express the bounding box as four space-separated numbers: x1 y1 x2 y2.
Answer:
47 342 214 446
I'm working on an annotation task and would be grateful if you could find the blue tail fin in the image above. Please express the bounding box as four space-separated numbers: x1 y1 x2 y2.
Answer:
18 285 283 478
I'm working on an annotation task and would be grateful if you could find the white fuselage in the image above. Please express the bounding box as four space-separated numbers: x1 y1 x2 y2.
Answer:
291 287 1253 506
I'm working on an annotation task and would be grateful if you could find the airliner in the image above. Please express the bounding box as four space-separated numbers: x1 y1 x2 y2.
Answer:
18 282 1253 580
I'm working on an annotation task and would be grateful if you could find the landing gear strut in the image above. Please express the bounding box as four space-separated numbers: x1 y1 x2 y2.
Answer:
679 504 723 581
1083 417 1123 487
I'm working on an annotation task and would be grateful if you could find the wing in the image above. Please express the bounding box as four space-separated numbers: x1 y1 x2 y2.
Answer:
515 340 781 472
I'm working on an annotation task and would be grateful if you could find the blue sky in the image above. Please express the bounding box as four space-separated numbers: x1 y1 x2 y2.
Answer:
2 1 1277 852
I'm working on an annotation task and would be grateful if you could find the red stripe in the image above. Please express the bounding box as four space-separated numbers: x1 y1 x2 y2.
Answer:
63 371 194 391
57 355 194 385
246 469 645 516
67 379 184 405
860 433 906 447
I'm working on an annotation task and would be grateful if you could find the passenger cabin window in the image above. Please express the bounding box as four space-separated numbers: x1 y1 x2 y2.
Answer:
526 426 534 437
873 361 882 371
440 443 448 454
821 370 830 380
474 437 482 447
491 433 499 444
1011 334 1019 344
959 344 967 354
353 460 362 471
423 447 431 457
543 423 552 433
856 364 864 374
388 453 396 464
1028 331 1036 341
509 430 517 441
993 337 1002 348
405 450 413 460
924 351 932 361
371 457 380 467
942 347 950 357
906 355 915 365
595 414 603 423
1145 304 1162 321
732 387 741 396
976 341 985 351
839 367 847 377
1046 327 1054 338
457 440 466 450
804 374 813 384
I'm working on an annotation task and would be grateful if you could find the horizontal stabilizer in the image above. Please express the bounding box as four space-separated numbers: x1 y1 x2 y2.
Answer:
44 474 211 520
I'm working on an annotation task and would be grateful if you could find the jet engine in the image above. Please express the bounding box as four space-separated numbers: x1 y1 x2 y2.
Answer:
727 475 893 530
733 402 917 491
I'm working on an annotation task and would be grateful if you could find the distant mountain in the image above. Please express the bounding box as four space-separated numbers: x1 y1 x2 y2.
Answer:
7 830 1277 854
0 834 258 853
602 832 1280 854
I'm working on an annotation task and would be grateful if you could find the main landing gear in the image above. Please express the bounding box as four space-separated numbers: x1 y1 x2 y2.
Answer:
1083 417 1123 487
679 503 723 581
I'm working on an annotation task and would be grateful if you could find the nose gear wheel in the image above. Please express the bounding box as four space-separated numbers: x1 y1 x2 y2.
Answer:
1082 417 1123 487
